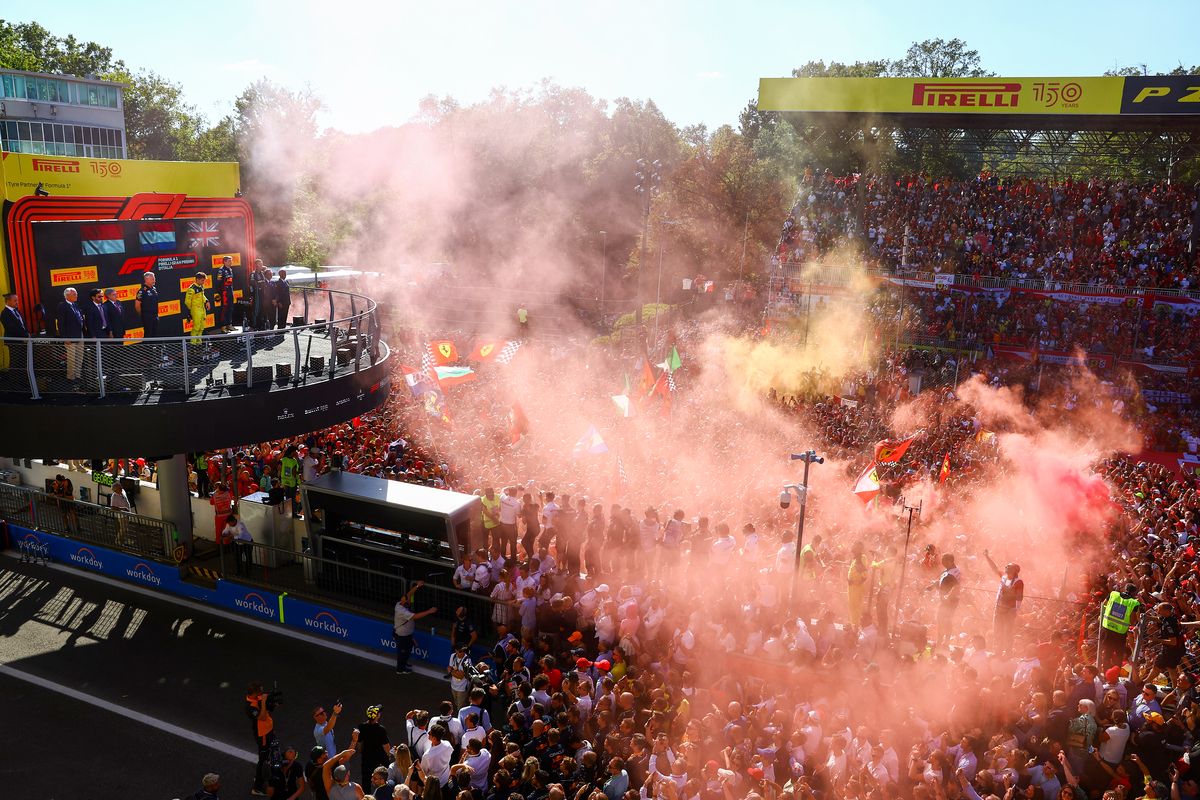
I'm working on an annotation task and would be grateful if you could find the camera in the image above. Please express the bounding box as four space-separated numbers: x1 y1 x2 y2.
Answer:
268 681 285 708
780 489 791 509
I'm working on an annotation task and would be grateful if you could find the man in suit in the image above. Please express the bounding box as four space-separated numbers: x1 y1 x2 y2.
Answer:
56 287 85 383
84 288 110 339
102 289 126 340
83 287 111 389
273 268 291 330
1 292 29 377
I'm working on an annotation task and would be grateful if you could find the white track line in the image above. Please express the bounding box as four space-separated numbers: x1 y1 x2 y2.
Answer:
0 552 443 679
0 663 257 762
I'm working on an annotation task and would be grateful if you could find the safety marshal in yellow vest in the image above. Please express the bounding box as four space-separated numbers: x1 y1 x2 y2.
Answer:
1098 583 1140 671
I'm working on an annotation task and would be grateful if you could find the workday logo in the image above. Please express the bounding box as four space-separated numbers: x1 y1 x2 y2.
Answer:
69 547 103 570
21 533 51 558
234 592 277 619
302 610 349 638
125 562 161 586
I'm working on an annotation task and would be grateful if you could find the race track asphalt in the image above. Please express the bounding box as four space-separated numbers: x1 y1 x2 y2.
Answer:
0 555 449 800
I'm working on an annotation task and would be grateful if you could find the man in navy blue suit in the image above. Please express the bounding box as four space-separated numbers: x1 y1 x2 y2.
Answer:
102 288 126 340
1 292 29 377
56 287 85 383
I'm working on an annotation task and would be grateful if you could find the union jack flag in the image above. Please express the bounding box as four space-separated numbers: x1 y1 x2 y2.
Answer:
186 221 221 249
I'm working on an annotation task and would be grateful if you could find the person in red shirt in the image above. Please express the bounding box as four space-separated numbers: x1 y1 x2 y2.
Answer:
210 481 234 542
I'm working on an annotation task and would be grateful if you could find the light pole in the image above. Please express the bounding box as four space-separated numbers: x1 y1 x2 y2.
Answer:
891 498 923 634
635 159 661 329
599 230 607 329
782 449 823 605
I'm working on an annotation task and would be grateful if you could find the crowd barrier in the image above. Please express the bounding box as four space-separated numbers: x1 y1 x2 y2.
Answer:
1 522 457 667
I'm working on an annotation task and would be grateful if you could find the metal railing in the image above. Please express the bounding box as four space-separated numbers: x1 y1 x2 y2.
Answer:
769 261 1200 301
0 286 381 400
218 538 502 638
0 481 176 560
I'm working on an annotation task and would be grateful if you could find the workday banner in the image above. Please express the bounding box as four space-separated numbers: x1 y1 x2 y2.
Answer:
281 595 451 665
6 525 206 598
213 580 281 622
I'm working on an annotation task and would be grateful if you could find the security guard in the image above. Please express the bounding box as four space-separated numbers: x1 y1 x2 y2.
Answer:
214 256 235 332
134 272 160 338
184 272 211 347
248 258 267 331
1099 583 1141 670
279 445 301 517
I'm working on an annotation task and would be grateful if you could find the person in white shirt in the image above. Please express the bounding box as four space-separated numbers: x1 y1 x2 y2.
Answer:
498 487 522 560
405 712 432 758
448 645 473 710
109 482 132 511
420 725 453 788
540 492 560 550
456 740 491 791
222 514 254 576
460 713 487 749
453 556 475 591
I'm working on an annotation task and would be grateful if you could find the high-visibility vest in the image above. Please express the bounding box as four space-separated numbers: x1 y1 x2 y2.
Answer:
1101 591 1139 634
280 457 300 488
481 495 500 528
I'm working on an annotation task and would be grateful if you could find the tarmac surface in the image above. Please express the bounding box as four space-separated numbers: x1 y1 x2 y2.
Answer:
0 554 447 800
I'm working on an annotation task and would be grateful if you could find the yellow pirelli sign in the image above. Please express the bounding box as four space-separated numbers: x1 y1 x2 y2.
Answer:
50 265 99 286
757 75 1200 116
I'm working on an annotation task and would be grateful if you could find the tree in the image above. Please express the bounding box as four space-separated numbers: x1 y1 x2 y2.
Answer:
0 20 120 75
112 69 208 161
890 38 990 78
791 59 891 78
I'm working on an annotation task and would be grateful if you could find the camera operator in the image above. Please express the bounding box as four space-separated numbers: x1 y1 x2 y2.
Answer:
245 680 283 796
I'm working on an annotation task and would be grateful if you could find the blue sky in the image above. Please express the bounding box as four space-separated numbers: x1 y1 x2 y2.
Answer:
13 0 1198 133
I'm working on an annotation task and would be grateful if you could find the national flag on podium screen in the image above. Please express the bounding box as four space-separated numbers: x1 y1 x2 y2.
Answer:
853 461 881 503
137 221 175 252
81 223 125 255
186 220 221 249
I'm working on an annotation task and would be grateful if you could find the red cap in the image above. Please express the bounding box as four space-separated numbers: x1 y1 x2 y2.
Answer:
1105 667 1121 683
576 657 592 669
595 660 611 671
748 768 765 780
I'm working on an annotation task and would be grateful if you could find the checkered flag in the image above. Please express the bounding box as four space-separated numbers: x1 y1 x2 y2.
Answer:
666 371 676 392
496 340 523 365
420 344 438 383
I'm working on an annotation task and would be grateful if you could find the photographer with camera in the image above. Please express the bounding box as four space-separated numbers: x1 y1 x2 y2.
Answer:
245 680 283 797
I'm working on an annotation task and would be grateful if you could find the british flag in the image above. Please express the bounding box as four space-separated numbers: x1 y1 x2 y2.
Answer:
186 221 221 249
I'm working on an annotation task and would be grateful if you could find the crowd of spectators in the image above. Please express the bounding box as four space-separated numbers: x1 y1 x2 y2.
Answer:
778 173 1199 290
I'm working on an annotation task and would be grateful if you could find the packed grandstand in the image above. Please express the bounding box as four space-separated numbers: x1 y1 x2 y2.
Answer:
51 166 1200 800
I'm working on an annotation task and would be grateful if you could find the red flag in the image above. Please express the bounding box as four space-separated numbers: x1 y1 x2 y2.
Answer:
638 358 656 398
938 453 951 485
854 462 881 503
874 436 915 464
429 340 458 366
470 339 502 362
509 401 530 444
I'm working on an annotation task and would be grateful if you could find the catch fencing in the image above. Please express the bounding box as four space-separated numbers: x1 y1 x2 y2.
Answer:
0 481 176 560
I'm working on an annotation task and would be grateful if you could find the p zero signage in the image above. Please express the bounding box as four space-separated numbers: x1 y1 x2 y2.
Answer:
1120 75 1200 114
757 76 1200 117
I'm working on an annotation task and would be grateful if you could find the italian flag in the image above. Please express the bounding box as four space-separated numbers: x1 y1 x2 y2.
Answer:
81 223 126 255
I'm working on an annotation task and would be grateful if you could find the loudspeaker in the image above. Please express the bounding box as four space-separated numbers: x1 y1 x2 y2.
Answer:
252 366 272 384
308 356 325 372
336 346 354 366
275 363 292 382
233 369 247 385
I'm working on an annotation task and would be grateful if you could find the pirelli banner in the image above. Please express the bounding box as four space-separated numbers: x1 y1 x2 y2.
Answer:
757 75 1200 116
